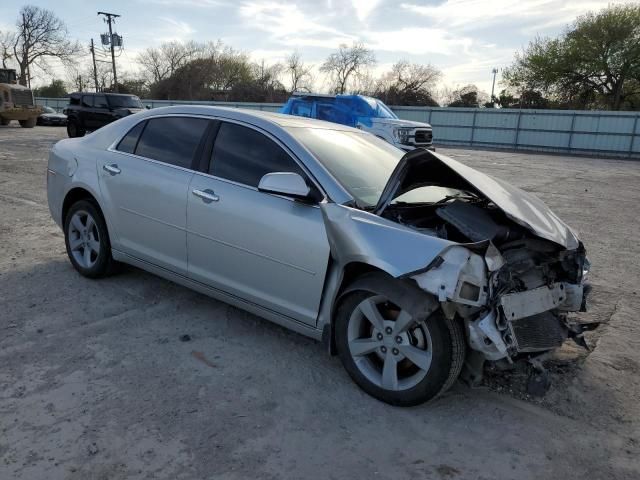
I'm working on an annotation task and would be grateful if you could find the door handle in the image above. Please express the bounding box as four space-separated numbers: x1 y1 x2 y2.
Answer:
192 188 219 203
103 164 121 175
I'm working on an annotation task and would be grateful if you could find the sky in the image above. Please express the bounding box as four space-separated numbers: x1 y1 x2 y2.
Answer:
0 0 636 93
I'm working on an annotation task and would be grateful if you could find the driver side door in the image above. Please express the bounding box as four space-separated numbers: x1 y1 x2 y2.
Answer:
186 121 330 326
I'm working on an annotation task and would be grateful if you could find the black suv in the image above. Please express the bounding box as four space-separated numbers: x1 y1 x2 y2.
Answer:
64 92 145 138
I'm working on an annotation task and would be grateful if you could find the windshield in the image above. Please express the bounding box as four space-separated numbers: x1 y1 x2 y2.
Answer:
287 127 403 207
42 106 55 114
107 95 143 108
362 96 397 119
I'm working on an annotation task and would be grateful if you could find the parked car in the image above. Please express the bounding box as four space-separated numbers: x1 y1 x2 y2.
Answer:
37 106 67 126
47 106 591 406
280 93 434 151
63 92 145 138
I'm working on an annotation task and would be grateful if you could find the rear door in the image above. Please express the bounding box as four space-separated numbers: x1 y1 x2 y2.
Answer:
186 121 330 325
98 115 211 275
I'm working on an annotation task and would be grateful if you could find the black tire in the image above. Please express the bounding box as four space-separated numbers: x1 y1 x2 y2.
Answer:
19 117 37 128
67 120 85 138
64 199 114 278
0 118 10 126
335 276 465 406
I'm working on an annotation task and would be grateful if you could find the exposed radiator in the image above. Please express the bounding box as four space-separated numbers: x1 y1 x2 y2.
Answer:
508 312 566 352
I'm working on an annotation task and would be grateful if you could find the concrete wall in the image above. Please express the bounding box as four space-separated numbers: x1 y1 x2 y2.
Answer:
36 97 640 158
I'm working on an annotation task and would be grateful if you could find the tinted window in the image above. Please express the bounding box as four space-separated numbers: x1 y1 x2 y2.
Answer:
93 95 108 108
108 95 143 108
291 101 312 117
116 121 146 154
210 122 305 187
135 117 209 168
81 96 93 108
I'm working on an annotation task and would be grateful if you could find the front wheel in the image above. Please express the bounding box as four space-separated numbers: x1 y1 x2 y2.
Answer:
335 276 465 406
67 120 85 138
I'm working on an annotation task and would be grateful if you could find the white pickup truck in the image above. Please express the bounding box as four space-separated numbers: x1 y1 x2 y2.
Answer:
280 93 434 151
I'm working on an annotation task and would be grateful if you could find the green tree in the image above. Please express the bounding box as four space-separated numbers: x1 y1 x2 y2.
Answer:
33 79 67 97
504 4 640 110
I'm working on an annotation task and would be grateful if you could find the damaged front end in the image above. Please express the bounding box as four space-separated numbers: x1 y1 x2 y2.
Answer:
322 148 592 380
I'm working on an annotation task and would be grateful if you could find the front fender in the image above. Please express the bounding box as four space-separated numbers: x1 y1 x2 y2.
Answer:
320 203 455 278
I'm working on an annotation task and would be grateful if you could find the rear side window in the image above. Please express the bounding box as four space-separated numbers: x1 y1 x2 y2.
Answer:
94 95 108 108
135 117 209 169
116 121 146 154
81 96 93 108
210 122 305 187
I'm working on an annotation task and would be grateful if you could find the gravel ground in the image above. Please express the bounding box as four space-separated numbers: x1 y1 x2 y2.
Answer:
1 124 639 480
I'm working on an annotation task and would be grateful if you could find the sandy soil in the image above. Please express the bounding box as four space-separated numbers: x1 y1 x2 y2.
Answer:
1 124 639 479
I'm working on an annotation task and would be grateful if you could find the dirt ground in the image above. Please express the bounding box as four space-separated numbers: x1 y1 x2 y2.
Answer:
1 124 639 480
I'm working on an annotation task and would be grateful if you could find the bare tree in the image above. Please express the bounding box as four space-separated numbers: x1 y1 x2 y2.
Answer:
11 5 81 86
375 60 441 105
284 51 312 93
320 42 376 94
0 31 14 69
137 40 207 85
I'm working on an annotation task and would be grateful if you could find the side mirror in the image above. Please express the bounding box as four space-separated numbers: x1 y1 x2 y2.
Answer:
145 105 150 109
258 172 311 200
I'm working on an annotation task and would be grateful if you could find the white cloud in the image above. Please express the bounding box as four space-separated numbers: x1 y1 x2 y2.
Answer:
401 0 639 34
351 0 382 22
364 27 473 56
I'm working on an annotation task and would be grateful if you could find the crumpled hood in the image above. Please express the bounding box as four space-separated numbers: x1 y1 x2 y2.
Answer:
369 117 432 129
373 149 580 250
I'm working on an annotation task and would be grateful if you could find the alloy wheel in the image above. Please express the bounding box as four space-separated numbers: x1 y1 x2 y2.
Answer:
68 210 101 269
347 295 433 391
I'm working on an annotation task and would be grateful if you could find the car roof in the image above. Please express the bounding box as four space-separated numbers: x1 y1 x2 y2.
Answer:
69 92 137 98
141 105 358 132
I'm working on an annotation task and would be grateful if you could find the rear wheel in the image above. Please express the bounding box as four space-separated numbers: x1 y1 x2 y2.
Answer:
335 277 465 406
19 117 37 128
64 200 114 278
67 120 85 138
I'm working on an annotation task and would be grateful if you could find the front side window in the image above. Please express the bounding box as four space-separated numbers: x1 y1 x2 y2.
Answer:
108 95 143 108
210 122 305 188
135 117 209 169
93 95 108 108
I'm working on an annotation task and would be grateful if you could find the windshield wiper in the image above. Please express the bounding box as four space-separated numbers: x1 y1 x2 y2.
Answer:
431 193 479 205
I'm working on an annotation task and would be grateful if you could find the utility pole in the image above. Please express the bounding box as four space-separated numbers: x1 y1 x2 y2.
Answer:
90 39 99 92
490 67 498 105
97 11 120 92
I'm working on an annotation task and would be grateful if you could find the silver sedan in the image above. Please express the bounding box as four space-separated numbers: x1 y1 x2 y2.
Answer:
47 106 591 405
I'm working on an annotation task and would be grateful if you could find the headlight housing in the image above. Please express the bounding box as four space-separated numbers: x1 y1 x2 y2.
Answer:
393 127 412 144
